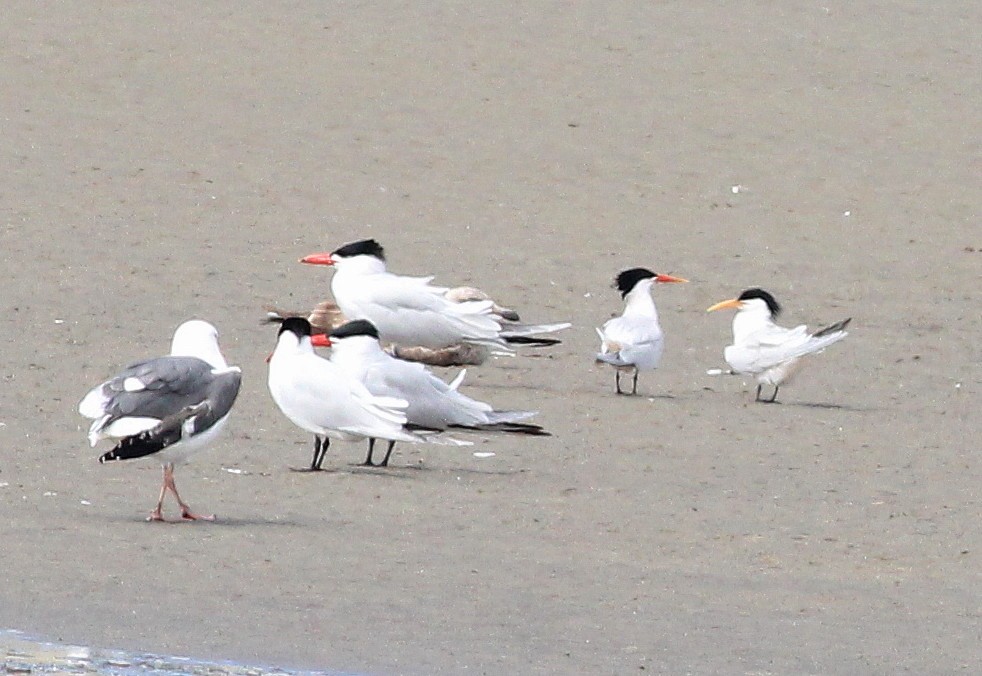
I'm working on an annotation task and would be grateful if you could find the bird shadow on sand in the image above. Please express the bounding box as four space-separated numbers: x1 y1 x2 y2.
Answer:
97 513 312 528
781 400 875 412
349 462 526 477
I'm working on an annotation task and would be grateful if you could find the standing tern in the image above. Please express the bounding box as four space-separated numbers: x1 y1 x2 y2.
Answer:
706 288 851 403
314 319 549 467
299 238 570 352
78 320 242 522
267 317 429 470
595 267 688 395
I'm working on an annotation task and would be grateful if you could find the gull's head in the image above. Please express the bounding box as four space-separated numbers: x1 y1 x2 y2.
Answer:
615 267 688 298
170 320 227 368
707 288 782 317
300 238 386 268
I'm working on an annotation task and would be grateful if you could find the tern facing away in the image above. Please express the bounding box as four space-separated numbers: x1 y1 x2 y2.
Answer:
299 239 570 352
707 288 851 403
595 267 688 395
315 319 549 467
78 320 242 522
268 317 438 470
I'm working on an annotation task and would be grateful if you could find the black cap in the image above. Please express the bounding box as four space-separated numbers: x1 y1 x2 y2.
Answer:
330 319 381 341
331 239 385 261
737 288 781 316
278 317 313 337
614 268 656 298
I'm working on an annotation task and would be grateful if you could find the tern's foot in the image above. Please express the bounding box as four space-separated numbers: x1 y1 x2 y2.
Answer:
359 461 376 467
290 466 325 473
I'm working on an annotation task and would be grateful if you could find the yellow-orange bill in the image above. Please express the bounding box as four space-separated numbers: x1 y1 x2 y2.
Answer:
706 298 742 312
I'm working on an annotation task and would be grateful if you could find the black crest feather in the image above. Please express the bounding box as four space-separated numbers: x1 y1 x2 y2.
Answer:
330 319 381 341
331 239 385 261
614 268 656 298
737 288 781 316
278 317 312 337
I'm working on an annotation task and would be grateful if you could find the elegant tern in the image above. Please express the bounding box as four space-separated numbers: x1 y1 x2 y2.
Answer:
707 288 851 403
595 267 687 395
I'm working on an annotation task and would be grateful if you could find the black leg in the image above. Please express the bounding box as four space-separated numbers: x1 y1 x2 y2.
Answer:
378 441 396 467
308 436 322 470
615 371 622 395
768 386 780 403
313 436 330 470
631 369 639 395
362 439 377 466
755 384 763 402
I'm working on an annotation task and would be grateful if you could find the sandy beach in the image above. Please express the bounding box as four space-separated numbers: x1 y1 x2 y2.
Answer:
1 2 979 674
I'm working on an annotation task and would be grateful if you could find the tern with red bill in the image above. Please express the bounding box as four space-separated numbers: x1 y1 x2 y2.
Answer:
595 267 688 395
313 320 549 467
267 317 449 470
78 320 242 522
707 288 851 403
299 239 570 353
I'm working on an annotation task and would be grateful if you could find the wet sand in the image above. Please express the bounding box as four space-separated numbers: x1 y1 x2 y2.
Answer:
1 2 979 674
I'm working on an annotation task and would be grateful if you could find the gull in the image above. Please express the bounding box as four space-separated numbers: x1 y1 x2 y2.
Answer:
78 320 241 521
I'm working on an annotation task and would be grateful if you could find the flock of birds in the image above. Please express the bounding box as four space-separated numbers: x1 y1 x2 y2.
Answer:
78 238 851 521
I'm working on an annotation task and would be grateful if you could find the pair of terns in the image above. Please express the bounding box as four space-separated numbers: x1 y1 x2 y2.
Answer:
268 317 548 472
595 269 851 401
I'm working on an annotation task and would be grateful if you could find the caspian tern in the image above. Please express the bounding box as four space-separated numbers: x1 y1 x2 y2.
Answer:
78 320 242 522
265 300 493 367
299 239 570 352
595 267 688 395
267 317 428 470
314 319 549 467
707 288 851 403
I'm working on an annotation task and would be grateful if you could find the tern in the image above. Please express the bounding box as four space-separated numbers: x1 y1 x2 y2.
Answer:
595 267 688 395
267 317 428 470
707 288 851 403
299 239 570 352
315 319 549 467
78 320 242 522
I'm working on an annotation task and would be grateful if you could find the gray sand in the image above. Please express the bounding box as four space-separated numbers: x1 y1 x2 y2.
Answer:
1 2 979 674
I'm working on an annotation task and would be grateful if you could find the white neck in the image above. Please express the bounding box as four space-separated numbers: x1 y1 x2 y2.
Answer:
170 326 228 369
334 255 387 276
732 305 775 343
622 281 658 319
330 336 386 364
271 332 313 363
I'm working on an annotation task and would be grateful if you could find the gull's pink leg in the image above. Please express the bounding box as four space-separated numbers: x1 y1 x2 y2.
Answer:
147 466 170 522
164 464 215 521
